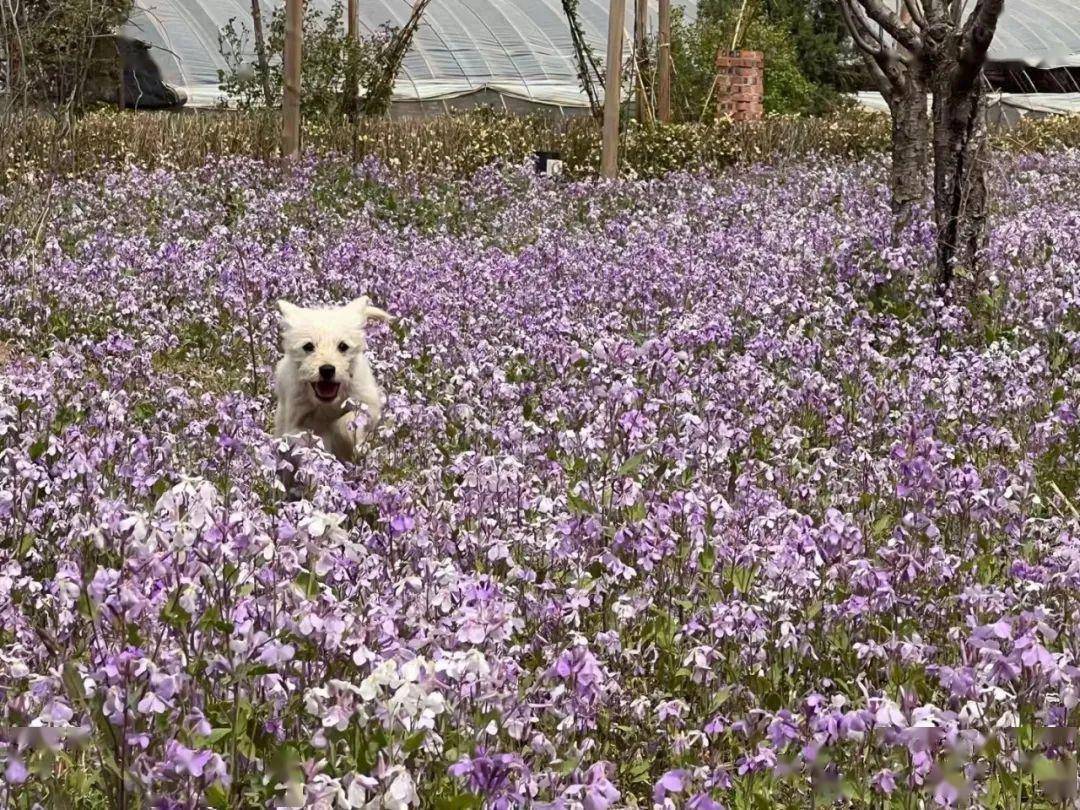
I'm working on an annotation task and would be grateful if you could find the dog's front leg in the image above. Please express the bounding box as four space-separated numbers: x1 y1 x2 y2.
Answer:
273 383 291 437
332 407 378 462
272 401 304 500
327 411 359 462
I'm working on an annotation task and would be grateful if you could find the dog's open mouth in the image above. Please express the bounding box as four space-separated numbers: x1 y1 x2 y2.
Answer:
311 381 341 402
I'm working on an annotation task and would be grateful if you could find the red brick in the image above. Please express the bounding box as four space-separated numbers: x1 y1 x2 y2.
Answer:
714 49 763 122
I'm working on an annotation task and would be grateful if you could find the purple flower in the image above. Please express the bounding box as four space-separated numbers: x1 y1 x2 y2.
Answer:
687 794 725 810
653 769 688 804
872 769 897 795
582 762 620 810
4 756 28 785
164 741 219 779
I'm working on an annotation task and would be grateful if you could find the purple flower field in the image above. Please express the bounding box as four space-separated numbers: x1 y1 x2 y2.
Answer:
2 151 1080 808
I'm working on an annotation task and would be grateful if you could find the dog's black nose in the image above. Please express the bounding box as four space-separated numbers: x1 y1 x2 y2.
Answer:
318 364 336 380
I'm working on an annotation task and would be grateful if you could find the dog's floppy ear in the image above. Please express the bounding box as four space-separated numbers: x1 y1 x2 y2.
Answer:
348 296 393 324
277 300 301 324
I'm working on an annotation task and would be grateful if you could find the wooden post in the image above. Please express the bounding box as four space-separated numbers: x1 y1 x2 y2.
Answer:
347 0 358 42
116 49 125 110
345 0 359 117
600 0 626 178
633 0 647 122
281 0 303 159
657 0 671 122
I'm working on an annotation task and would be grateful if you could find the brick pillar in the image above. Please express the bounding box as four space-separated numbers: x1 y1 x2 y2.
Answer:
714 50 764 122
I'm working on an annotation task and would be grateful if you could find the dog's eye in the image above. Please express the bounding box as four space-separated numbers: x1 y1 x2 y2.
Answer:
337 342 349 353
302 342 315 353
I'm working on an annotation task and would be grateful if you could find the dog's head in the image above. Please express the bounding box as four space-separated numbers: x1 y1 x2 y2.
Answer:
276 297 392 406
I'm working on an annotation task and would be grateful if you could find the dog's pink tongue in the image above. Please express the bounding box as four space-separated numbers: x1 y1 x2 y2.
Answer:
315 381 339 398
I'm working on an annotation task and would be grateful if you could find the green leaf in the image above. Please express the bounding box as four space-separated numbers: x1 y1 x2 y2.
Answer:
202 728 232 747
567 490 593 515
1030 754 1063 783
871 513 893 538
626 757 652 783
617 453 646 477
61 662 86 702
710 686 731 710
700 543 716 573
403 730 427 754
434 794 483 810
555 755 581 776
205 781 230 810
731 565 756 593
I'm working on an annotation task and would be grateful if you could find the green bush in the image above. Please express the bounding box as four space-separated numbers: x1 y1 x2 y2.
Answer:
996 114 1080 154
669 7 826 121
7 107 1079 186
1 108 893 183
217 0 399 118
698 0 855 95
3 0 132 109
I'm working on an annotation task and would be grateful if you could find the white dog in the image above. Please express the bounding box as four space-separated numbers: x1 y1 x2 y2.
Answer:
273 296 392 462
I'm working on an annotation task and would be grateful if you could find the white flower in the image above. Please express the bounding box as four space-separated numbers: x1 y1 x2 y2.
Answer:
274 779 305 807
359 660 399 701
384 768 417 809
995 710 1020 729
341 774 378 808
399 657 428 683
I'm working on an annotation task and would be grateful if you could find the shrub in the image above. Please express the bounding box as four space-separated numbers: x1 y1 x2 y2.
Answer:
216 0 422 119
669 6 827 120
4 106 1079 187
0 108 893 184
996 113 1080 154
1 0 132 109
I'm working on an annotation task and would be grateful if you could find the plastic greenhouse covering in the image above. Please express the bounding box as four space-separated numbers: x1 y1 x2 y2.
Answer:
121 0 693 110
120 0 1080 111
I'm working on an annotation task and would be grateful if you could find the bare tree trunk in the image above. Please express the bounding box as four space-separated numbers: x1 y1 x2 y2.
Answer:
932 72 989 291
250 0 273 107
838 0 1004 294
886 72 930 225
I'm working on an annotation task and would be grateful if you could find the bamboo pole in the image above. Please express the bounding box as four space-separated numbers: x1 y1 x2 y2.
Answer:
281 0 303 159
657 0 671 122
730 0 750 52
600 0 626 178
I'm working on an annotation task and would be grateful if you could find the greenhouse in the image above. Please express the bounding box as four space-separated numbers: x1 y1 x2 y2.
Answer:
119 0 1080 115
120 0 692 113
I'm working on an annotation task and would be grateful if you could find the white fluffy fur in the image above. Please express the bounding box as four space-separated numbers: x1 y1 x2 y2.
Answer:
273 296 391 462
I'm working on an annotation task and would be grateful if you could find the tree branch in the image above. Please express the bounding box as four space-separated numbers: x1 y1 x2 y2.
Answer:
961 0 1005 69
864 54 894 99
901 0 927 30
949 0 965 25
838 0 884 59
851 0 924 54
